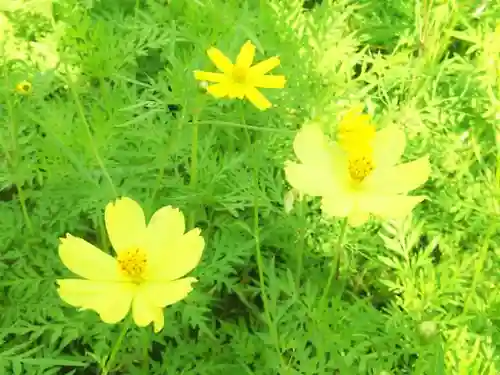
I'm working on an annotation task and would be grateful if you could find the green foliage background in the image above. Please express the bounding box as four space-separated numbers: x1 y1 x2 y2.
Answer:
0 0 499 374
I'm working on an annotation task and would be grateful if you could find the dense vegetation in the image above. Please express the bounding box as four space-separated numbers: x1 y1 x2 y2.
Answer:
1 0 499 374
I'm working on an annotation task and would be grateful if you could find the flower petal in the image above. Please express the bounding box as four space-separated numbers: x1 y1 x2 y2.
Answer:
144 206 203 281
321 192 355 218
372 125 406 167
358 194 426 219
193 71 226 83
228 82 246 99
132 278 197 332
285 161 334 197
244 86 272 110
363 156 431 194
252 74 286 89
207 82 229 98
132 291 164 332
105 197 146 254
57 279 135 324
148 205 185 239
235 40 256 69
249 56 280 75
207 47 233 73
146 218 205 282
347 210 370 227
142 278 198 307
58 234 123 281
293 124 334 165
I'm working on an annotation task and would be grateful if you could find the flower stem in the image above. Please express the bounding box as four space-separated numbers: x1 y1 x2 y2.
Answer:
295 197 306 287
65 73 117 197
4 97 34 233
188 118 199 229
101 318 131 375
318 217 349 311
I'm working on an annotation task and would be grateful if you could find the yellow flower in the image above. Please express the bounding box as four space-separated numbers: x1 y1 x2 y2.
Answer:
194 40 286 110
15 80 32 95
284 116 431 227
56 197 205 332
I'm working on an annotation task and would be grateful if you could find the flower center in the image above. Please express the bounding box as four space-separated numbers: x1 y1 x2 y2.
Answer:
337 110 377 183
347 150 375 182
231 66 247 84
117 248 148 282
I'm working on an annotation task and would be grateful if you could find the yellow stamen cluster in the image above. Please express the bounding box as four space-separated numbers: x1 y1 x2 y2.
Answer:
337 107 377 182
117 248 148 281
232 66 247 83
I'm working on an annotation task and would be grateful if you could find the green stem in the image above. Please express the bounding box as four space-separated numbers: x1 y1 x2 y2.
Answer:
188 118 199 229
462 224 495 314
5 98 34 232
17 186 33 233
252 193 288 372
318 218 349 311
241 107 287 373
66 75 117 197
295 197 306 286
101 318 131 375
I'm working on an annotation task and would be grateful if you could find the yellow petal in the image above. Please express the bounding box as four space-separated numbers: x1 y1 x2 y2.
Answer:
252 74 286 89
321 192 355 218
132 278 197 332
347 210 370 227
207 47 233 73
207 82 229 98
293 124 334 165
363 156 431 194
357 194 426 219
235 40 256 69
228 82 246 99
244 86 272 110
132 291 164 332
284 161 333 196
145 206 204 281
142 278 198 307
57 279 135 324
58 234 123 281
148 205 185 239
372 125 406 167
105 197 146 254
249 56 280 75
193 71 226 83
147 230 204 281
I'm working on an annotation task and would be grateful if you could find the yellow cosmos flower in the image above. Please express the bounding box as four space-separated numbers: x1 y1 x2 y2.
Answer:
57 197 204 332
284 115 431 227
15 80 32 95
194 40 286 110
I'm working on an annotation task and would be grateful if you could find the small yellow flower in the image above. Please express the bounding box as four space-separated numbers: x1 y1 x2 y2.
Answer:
15 80 32 95
194 40 286 110
56 197 205 332
284 113 431 227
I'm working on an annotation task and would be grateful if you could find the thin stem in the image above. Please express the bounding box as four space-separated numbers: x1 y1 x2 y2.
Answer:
17 187 33 232
241 107 287 373
462 224 495 314
66 75 117 197
101 318 131 375
318 218 349 311
188 117 199 229
5 97 34 232
295 197 306 287
252 192 288 372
